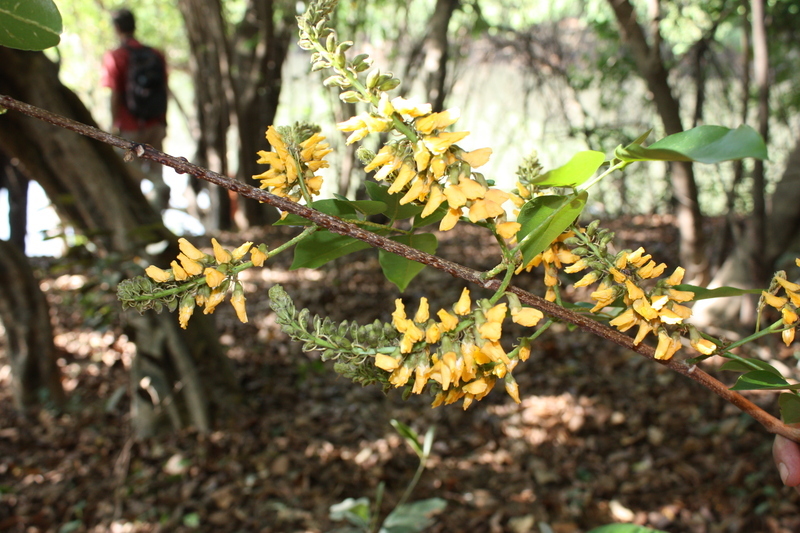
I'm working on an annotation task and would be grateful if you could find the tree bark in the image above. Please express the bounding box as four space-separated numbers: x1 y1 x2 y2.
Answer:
0 151 28 252
608 0 709 285
0 240 65 412
749 0 769 282
402 0 459 112
0 48 239 437
177 0 234 232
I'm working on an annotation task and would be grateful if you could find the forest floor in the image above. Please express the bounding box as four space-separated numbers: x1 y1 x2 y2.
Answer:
2 216 800 533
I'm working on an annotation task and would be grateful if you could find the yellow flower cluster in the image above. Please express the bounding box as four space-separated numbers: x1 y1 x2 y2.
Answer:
373 289 544 409
515 232 583 302
762 261 800 346
340 95 516 232
252 126 332 202
144 238 268 329
569 246 696 360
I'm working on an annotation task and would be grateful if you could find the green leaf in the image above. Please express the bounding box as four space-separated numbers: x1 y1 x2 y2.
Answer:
365 181 423 221
615 125 768 164
332 194 389 216
330 497 371 528
516 191 588 265
730 370 800 391
381 498 447 533
586 525 668 533
290 230 371 269
533 150 606 187
391 419 423 457
0 0 62 51
379 233 437 292
672 284 762 301
719 358 783 376
779 393 800 425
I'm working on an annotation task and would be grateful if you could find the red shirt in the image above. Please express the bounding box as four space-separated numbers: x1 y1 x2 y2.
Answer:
101 37 167 131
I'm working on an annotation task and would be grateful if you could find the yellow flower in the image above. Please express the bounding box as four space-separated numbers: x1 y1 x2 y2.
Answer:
391 96 432 117
776 277 800 293
690 338 716 355
203 288 227 314
504 379 521 403
375 353 400 372
414 298 430 322
423 131 470 155
454 288 471 315
145 265 171 283
412 364 430 394
364 146 395 172
609 308 637 332
178 238 205 262
666 266 685 286
478 321 503 342
439 207 462 231
654 330 681 360
782 306 799 325
783 328 796 346
632 298 659 320
437 309 459 331
468 189 509 223
178 295 195 330
231 242 253 261
574 271 600 288
421 184 445 218
387 163 417 194
496 222 521 240
762 291 788 309
624 279 645 301
415 108 460 134
462 377 489 395
251 246 268 267
460 147 492 168
204 267 227 289
511 307 544 327
389 365 413 387
211 238 232 264
171 260 188 281
425 323 442 343
178 253 204 276
231 283 248 323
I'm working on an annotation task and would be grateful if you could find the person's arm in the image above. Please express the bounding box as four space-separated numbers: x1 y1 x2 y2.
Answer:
773 434 800 494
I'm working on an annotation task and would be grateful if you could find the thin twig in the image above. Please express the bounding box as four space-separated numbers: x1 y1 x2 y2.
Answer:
3 93 799 443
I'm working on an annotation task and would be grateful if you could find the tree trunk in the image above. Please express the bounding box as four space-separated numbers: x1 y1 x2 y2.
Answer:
0 151 28 252
749 0 769 282
177 0 233 232
0 240 65 412
0 48 239 437
402 0 459 112
608 0 709 285
233 0 294 227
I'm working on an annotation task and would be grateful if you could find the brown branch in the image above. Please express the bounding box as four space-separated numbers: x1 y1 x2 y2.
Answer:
3 93 799 443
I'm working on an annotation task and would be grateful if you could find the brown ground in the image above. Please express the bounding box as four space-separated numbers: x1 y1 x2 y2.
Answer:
2 217 800 533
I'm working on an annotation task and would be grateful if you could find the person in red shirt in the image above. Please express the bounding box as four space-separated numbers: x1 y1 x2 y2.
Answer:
101 8 170 210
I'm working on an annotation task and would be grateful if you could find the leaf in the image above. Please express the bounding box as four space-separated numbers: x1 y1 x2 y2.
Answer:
379 233 437 292
291 230 371 269
0 0 62 51
779 393 800 425
365 181 423 221
671 284 762 301
729 370 800 391
615 125 768 164
516 191 588 265
391 419 423 457
586 525 668 533
332 194 389 216
533 150 606 187
380 498 447 533
330 497 371 528
274 199 361 227
719 358 783 376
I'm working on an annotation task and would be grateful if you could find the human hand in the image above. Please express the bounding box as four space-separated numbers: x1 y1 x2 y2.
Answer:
773 433 800 494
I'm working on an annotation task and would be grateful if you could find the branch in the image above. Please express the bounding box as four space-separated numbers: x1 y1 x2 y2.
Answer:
2 93 798 443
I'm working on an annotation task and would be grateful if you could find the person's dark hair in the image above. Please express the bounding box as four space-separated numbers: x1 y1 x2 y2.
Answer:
112 9 136 34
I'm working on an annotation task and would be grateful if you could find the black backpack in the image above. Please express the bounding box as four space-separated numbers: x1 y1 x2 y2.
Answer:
124 44 167 121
